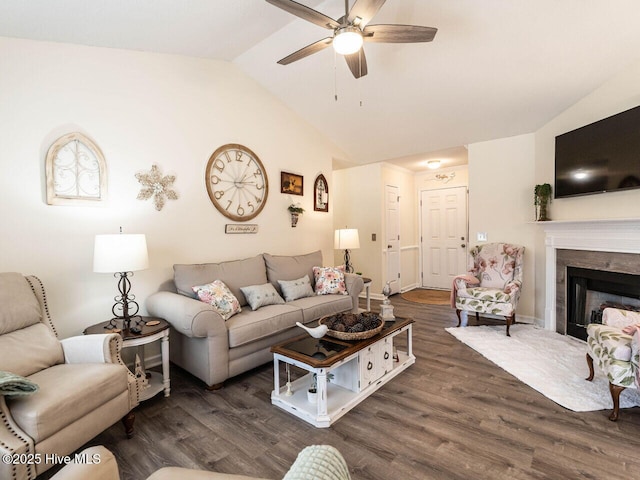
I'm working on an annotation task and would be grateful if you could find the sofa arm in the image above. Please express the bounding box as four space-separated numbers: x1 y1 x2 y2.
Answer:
146 291 228 339
50 446 119 480
603 308 640 328
0 396 37 480
344 274 364 313
61 333 122 364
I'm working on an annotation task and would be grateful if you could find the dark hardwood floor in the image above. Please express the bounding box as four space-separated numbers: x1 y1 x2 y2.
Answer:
53 296 640 479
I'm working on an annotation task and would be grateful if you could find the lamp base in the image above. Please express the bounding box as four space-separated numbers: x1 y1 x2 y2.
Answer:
103 315 144 334
380 303 395 321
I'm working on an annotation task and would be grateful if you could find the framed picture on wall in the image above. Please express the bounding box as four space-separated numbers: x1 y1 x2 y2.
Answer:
280 171 303 196
314 174 328 212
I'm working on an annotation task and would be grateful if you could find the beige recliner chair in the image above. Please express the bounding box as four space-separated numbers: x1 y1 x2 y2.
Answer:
0 273 139 480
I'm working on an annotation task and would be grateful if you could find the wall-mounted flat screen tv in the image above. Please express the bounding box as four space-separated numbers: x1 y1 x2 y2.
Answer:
555 105 640 198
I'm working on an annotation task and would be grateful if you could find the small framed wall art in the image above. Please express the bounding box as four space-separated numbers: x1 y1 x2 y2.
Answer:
314 174 329 212
280 171 303 196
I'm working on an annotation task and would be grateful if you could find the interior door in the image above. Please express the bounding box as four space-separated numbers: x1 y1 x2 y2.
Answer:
420 186 468 289
385 185 400 294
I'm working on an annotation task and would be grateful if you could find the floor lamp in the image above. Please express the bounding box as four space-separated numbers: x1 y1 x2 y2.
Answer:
94 232 149 333
334 228 360 273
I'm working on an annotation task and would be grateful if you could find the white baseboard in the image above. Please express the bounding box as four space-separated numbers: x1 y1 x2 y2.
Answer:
400 284 419 293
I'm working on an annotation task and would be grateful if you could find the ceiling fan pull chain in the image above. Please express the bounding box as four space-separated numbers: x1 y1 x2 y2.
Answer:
334 50 339 102
359 51 363 106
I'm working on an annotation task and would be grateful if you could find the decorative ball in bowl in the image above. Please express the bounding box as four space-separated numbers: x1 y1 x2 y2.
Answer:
319 311 383 340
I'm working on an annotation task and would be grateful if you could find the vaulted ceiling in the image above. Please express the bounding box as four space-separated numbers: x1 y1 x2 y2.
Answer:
2 0 640 170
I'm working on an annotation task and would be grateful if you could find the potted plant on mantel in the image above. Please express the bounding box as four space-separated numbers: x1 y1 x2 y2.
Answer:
534 183 552 221
288 203 305 227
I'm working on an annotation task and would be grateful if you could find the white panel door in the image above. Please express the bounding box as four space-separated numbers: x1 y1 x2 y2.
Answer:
385 185 400 294
420 186 467 289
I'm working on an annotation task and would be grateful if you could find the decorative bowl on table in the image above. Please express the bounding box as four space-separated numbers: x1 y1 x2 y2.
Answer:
318 311 384 341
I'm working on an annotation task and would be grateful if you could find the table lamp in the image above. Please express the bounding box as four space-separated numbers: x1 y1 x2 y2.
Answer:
334 228 360 273
94 232 149 333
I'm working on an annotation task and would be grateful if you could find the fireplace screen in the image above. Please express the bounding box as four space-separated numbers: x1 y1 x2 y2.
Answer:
566 267 640 340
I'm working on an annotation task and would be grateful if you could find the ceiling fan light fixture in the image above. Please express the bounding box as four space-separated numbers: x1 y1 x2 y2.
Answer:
333 26 363 55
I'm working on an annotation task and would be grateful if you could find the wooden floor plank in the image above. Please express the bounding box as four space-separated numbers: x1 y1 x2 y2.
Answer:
40 296 640 479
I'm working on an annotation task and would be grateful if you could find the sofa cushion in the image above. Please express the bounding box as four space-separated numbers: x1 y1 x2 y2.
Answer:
278 275 314 302
288 295 354 323
226 304 302 347
264 251 322 295
174 255 267 306
7 363 128 443
0 272 42 334
192 280 242 320
0 323 64 377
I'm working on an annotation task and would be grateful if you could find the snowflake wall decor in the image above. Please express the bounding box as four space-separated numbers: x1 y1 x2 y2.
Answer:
135 164 178 211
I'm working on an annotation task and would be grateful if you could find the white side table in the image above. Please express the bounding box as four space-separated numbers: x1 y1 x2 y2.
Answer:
84 317 170 401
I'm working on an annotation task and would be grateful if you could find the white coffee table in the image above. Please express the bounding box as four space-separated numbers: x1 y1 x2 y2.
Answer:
271 317 414 428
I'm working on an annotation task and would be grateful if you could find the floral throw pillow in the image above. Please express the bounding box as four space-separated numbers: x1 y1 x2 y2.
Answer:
192 280 242 321
313 266 347 296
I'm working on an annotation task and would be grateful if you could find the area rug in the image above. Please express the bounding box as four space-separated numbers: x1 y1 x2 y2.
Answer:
401 289 450 305
445 324 640 412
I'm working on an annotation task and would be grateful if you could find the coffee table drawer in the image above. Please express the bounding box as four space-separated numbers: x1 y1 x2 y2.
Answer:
359 337 393 389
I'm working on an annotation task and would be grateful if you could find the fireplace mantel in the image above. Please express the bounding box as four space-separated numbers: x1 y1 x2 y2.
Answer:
542 218 640 332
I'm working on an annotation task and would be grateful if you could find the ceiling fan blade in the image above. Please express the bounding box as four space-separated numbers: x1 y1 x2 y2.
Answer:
344 49 368 79
277 37 333 65
266 0 340 29
348 0 386 27
363 24 437 43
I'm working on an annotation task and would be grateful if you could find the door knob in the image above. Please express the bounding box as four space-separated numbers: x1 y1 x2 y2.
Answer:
461 244 466 248
387 245 392 249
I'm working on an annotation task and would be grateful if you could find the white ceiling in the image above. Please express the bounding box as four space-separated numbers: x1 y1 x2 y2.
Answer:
2 0 640 171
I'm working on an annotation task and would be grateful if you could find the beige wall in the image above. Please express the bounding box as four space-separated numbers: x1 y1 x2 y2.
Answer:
0 37 346 338
532 58 640 322
333 164 382 290
467 134 537 320
333 163 417 297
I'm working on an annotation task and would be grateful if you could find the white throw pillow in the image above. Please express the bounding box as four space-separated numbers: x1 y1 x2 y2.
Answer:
240 283 285 311
278 275 315 302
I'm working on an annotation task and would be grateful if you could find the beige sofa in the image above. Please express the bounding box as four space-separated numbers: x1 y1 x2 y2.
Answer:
0 273 138 480
52 444 351 480
146 251 364 389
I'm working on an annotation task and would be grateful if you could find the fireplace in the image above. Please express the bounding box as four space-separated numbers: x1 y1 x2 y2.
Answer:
565 266 640 340
543 218 640 336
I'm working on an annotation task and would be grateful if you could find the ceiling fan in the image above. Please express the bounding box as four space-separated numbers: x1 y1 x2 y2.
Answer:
265 0 437 79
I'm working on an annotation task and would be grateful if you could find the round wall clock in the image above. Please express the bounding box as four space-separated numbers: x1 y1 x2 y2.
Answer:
205 144 269 221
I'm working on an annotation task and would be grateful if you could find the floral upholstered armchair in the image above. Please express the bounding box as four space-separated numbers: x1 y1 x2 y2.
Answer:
586 307 640 421
453 243 525 336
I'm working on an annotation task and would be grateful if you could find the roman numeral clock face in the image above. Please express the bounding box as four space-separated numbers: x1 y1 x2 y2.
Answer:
205 144 269 222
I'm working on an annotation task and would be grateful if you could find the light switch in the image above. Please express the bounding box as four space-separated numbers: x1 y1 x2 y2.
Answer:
477 232 488 242
372 233 376 241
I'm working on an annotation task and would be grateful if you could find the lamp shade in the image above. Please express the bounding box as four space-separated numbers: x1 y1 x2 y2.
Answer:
93 234 149 273
334 229 360 250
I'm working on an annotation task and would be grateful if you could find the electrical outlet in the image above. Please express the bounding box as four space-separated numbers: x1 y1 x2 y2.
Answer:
477 232 488 242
